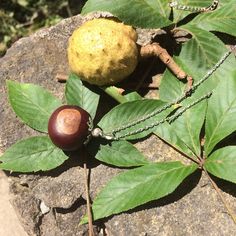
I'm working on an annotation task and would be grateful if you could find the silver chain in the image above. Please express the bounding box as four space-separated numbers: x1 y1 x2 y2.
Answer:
113 92 212 140
92 45 235 141
169 0 219 12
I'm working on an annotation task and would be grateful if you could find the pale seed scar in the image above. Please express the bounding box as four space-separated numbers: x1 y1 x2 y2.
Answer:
56 109 81 135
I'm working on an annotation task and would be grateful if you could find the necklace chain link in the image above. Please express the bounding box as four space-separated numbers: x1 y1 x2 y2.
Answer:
169 0 219 12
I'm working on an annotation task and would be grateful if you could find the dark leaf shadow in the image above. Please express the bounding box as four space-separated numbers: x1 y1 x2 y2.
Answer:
177 12 200 27
210 175 236 198
213 32 236 46
54 196 86 214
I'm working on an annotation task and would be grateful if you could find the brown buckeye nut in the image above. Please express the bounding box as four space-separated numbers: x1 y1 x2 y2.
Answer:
48 105 91 151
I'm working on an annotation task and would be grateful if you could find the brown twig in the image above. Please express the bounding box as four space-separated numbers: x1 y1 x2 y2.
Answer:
55 73 68 82
203 167 236 224
140 43 187 80
83 162 94 236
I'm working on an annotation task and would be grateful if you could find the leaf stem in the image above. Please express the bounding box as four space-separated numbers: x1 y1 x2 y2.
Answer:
84 162 94 236
203 167 236 224
102 86 128 104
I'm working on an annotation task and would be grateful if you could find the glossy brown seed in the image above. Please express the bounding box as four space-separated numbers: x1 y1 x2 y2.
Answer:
48 105 90 150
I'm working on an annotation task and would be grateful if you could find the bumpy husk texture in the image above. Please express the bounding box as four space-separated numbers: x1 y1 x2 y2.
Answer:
67 18 138 86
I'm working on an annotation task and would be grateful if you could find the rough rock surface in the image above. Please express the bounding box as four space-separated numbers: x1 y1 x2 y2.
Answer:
1 14 236 236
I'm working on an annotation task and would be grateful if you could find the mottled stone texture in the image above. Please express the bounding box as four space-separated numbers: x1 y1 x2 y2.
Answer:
1 14 236 236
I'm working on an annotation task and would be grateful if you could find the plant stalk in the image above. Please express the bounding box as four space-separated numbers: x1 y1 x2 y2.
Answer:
203 167 236 224
84 162 94 236
102 86 128 104
140 43 187 80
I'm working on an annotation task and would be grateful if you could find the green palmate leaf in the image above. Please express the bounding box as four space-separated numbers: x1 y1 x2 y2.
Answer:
82 0 172 29
159 25 236 157
0 136 68 172
159 67 185 103
81 162 197 223
178 25 229 80
154 122 196 158
205 72 236 156
96 140 149 167
158 105 204 158
159 27 230 103
172 0 214 23
65 73 100 119
98 99 173 140
170 101 207 157
159 69 207 158
7 80 62 133
205 146 236 184
191 2 236 37
160 98 207 158
158 35 236 159
219 0 236 6
160 54 236 106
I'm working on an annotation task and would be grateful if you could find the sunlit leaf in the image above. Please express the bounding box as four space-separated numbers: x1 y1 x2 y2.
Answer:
0 136 68 172
124 92 142 102
96 140 149 167
178 25 229 80
7 80 62 133
159 27 231 104
65 73 100 119
191 2 236 37
98 99 173 140
159 25 236 157
205 146 236 184
170 101 207 157
205 72 236 156
82 0 172 29
154 122 196 158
